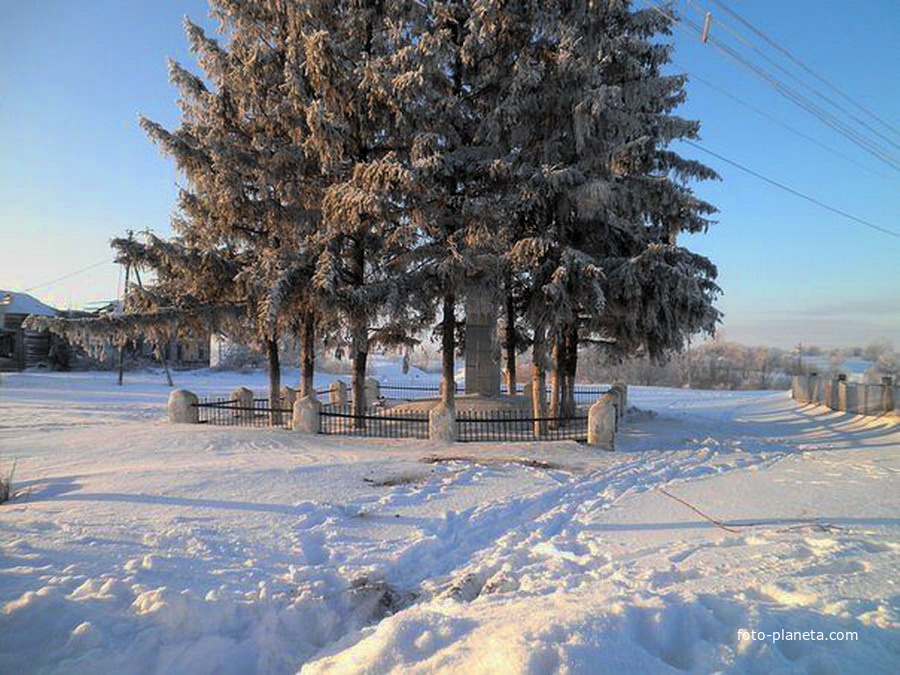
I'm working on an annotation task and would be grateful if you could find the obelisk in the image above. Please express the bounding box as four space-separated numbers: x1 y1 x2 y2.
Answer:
464 289 501 396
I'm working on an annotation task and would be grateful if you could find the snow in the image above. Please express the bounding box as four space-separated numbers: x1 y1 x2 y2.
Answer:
1 370 898 673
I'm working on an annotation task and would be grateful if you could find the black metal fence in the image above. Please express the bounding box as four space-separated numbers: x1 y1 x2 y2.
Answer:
319 404 430 439
379 380 608 405
193 396 292 429
457 409 588 442
192 385 605 441
379 381 443 400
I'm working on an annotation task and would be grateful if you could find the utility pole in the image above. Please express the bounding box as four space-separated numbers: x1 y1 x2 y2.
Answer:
133 264 174 387
797 341 803 375
117 230 133 386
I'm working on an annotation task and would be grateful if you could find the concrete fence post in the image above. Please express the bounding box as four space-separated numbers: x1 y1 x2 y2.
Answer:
429 401 457 443
293 395 320 434
365 378 380 405
791 375 810 403
231 386 254 422
168 389 199 424
836 375 850 412
329 380 348 406
807 373 821 404
881 376 894 414
587 394 616 451
281 386 297 411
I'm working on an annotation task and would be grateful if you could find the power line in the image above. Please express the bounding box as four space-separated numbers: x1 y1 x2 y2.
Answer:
681 140 900 239
706 0 900 139
644 1 900 172
688 0 900 152
682 12 900 171
23 259 113 293
679 64 897 183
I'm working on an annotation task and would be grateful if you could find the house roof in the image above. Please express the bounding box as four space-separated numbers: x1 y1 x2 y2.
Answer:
0 290 58 316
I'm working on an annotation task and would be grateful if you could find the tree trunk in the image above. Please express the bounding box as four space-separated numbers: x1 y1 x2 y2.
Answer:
441 290 455 405
563 323 578 417
350 235 368 426
351 323 368 426
267 336 282 426
504 278 517 395
299 315 315 398
549 337 561 428
531 328 547 437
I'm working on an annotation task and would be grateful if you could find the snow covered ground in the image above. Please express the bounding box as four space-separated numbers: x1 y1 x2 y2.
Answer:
1 369 897 674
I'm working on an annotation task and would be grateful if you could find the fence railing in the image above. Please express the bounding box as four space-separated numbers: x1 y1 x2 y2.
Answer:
457 409 588 443
193 396 292 429
319 404 430 439
379 380 608 405
191 384 613 441
380 381 443 400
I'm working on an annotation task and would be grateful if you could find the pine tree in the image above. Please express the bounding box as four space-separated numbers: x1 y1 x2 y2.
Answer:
138 6 324 413
484 1 721 420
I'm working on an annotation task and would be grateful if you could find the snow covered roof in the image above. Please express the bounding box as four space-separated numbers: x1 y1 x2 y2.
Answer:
0 290 58 316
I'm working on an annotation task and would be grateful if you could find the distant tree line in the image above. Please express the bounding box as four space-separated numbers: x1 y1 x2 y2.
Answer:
579 339 899 390
28 1 722 419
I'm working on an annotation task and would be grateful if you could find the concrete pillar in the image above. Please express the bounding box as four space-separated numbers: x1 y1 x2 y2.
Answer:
587 394 616 451
792 375 810 403
807 373 821 404
836 376 851 412
329 380 348 406
231 386 254 422
293 395 320 434
365 377 380 405
168 389 199 424
281 386 297 411
429 401 457 443
881 377 894 414
464 288 500 396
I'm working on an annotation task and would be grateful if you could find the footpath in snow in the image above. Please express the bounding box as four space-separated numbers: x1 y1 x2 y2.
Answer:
0 370 897 673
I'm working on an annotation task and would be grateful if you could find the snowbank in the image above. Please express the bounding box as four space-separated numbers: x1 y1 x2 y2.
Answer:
1 372 897 673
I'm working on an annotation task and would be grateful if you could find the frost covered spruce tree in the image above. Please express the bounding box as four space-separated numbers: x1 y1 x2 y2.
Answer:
137 7 325 412
393 1 534 406
483 1 721 421
295 2 435 418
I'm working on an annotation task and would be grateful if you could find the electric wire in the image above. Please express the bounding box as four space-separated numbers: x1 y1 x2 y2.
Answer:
682 140 900 239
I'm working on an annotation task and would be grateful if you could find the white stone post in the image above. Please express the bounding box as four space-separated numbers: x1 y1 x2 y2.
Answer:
792 375 810 403
836 374 849 412
168 389 199 424
882 377 894 414
365 377 380 404
281 386 297 411
807 373 821 404
587 394 616 451
231 386 254 422
429 401 457 443
293 395 320 434
330 380 348 406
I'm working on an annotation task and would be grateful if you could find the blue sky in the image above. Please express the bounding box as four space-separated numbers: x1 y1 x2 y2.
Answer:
1 0 897 348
